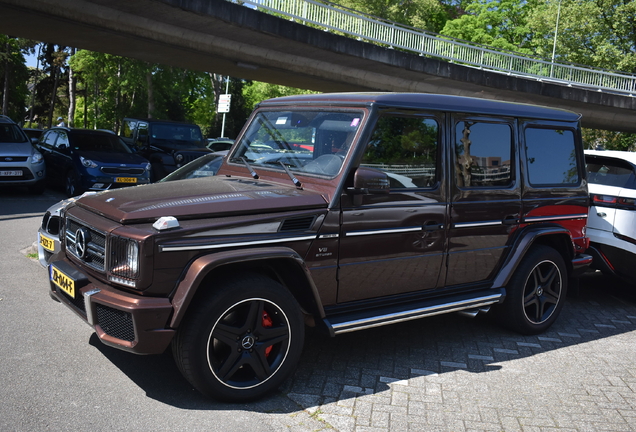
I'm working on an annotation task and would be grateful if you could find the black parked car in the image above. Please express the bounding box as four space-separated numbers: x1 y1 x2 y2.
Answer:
36 127 151 196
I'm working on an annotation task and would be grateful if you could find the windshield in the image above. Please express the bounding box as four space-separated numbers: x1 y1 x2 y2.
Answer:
0 124 28 143
151 124 205 148
231 110 363 177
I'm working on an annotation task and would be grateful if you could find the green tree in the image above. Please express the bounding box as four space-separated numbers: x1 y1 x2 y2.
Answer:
0 35 33 122
440 0 535 53
335 0 461 33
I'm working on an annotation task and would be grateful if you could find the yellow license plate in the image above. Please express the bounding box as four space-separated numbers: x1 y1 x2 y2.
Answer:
50 265 75 298
39 233 55 252
115 177 137 183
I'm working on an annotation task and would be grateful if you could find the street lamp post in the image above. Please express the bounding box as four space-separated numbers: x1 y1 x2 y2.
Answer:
550 0 562 78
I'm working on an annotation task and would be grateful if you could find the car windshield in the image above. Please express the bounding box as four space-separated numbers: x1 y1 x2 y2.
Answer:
152 124 205 148
0 124 28 143
586 157 636 189
230 110 363 177
70 132 132 153
159 153 225 182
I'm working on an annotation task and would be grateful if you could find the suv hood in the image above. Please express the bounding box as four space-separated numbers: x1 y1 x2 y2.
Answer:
1 141 34 157
74 176 328 223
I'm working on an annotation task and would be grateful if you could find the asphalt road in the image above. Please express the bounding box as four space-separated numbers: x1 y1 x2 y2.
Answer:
2 186 636 431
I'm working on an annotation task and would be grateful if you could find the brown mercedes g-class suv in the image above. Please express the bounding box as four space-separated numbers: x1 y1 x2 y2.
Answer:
48 93 591 401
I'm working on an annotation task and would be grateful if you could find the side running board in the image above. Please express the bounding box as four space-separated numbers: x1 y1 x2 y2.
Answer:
322 289 505 336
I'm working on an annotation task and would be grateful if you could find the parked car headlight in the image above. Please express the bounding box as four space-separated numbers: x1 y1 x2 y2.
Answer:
145 162 151 171
31 151 43 164
80 156 98 168
175 153 184 163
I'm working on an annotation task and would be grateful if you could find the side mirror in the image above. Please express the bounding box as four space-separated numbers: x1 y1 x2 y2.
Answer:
348 166 390 195
30 138 39 145
58 143 69 151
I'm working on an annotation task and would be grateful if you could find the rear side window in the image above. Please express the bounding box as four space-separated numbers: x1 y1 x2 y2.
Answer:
526 128 579 186
454 121 512 188
586 157 636 189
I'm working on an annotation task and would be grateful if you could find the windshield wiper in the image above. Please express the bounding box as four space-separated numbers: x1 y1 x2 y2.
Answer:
279 161 302 189
241 157 259 180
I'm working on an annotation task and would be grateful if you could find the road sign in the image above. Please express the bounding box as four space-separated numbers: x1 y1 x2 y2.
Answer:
218 94 231 113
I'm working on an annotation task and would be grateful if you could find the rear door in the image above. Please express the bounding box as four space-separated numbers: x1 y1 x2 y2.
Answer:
446 116 521 287
337 111 447 303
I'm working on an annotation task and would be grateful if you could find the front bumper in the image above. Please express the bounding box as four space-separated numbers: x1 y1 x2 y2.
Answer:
48 259 175 354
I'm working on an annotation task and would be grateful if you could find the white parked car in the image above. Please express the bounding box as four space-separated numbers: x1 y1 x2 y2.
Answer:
585 149 636 282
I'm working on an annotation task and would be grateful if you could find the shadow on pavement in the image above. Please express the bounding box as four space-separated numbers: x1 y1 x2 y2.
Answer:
87 269 636 414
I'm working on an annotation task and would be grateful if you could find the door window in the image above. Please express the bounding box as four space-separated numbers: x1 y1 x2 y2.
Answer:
362 116 439 188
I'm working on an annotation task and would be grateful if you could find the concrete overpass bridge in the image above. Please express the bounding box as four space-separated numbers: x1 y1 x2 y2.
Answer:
1 0 635 132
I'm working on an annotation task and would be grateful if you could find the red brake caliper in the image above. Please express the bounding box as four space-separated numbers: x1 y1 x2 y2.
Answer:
262 311 273 357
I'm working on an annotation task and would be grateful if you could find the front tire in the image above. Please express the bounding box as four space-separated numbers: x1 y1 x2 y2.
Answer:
172 274 305 402
497 245 567 335
65 170 83 197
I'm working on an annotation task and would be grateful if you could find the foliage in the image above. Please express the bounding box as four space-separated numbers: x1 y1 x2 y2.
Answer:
582 129 636 151
440 0 535 53
0 36 33 121
243 82 317 110
333 0 462 33
526 0 636 72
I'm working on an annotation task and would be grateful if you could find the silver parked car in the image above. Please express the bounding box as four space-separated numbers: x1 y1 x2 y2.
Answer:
0 115 46 193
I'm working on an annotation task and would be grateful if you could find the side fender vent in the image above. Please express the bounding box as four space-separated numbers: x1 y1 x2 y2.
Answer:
280 216 316 232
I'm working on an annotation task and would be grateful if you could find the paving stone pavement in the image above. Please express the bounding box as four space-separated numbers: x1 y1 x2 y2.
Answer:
270 271 636 432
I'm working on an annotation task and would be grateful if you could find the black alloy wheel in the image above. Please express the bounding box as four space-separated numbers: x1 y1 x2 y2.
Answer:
172 273 305 402
496 244 567 335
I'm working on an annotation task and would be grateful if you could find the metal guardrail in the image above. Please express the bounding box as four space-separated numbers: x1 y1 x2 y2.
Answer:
237 0 636 96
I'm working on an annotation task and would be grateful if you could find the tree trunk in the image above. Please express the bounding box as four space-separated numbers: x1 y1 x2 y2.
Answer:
28 43 42 125
209 72 224 134
114 60 121 133
47 64 60 128
146 68 154 118
2 39 10 116
67 48 76 128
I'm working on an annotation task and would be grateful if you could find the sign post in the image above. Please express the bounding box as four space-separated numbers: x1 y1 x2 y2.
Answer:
219 77 231 138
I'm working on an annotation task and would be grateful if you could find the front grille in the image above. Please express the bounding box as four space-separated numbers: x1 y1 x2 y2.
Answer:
1 156 28 162
65 217 106 272
101 167 145 175
57 286 86 313
96 304 135 341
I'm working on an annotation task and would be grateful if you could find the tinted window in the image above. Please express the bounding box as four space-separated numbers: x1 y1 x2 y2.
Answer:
586 157 636 189
526 128 578 185
454 121 512 187
41 130 57 148
362 116 438 188
0 124 28 143
69 133 131 153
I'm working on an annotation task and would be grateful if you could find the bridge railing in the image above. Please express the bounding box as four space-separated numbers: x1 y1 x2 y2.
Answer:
237 0 636 95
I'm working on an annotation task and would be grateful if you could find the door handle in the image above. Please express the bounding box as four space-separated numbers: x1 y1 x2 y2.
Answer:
502 215 519 225
423 222 444 231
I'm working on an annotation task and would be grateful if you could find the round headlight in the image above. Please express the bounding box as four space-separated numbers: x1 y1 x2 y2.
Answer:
175 154 184 163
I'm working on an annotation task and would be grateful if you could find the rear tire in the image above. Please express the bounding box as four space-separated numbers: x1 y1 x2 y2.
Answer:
172 273 305 402
496 245 567 335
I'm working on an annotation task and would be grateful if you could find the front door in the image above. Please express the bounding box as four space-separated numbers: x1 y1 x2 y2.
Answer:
337 112 447 303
